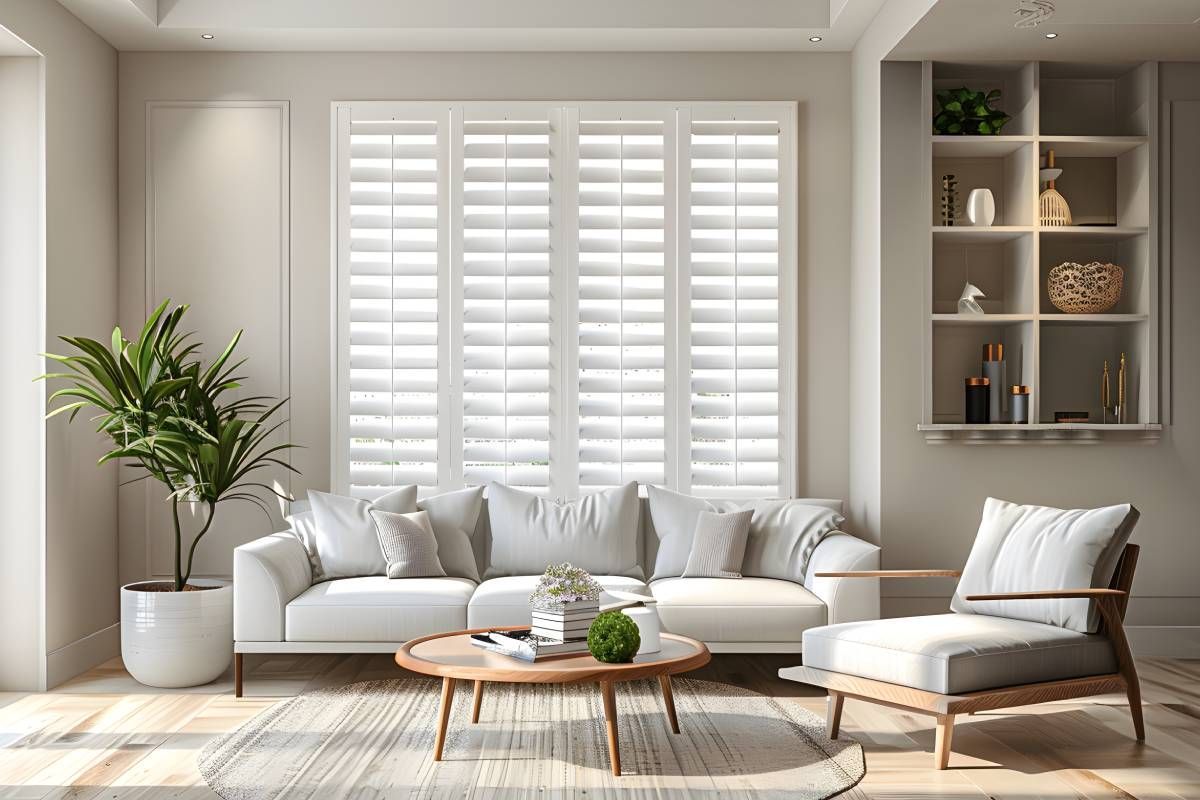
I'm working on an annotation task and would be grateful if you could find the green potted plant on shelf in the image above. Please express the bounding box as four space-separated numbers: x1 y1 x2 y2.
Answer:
39 299 297 687
933 87 1012 135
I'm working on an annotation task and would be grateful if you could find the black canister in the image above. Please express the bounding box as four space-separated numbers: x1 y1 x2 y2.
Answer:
965 377 990 424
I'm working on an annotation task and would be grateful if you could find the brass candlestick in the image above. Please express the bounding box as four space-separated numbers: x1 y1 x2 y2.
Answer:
1117 352 1127 424
1101 360 1111 424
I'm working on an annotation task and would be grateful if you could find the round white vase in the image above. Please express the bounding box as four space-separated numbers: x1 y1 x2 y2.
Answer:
120 578 233 688
621 606 662 655
966 188 996 226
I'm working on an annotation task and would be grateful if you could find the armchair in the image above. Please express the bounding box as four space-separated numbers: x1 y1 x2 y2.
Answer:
780 498 1142 770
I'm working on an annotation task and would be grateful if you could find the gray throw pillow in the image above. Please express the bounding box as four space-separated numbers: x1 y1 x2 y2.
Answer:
306 487 419 581
417 486 485 582
682 510 753 579
369 509 447 579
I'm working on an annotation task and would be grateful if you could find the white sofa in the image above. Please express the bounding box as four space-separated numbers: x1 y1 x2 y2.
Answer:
233 496 880 683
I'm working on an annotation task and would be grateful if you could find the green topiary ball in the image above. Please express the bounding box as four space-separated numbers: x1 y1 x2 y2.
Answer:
587 611 641 663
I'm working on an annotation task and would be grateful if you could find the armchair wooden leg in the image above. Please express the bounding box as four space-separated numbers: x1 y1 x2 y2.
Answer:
826 691 844 740
234 652 243 698
1126 679 1146 741
934 714 955 770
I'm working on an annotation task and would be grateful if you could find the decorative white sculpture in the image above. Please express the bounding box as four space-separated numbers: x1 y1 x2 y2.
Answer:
958 282 986 315
966 188 996 227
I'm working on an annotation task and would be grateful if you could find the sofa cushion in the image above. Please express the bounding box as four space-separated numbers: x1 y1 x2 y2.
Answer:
650 577 826 643
370 509 446 579
645 485 845 583
416 486 485 582
950 498 1139 633
468 575 649 629
682 510 752 578
307 488 418 580
285 576 474 642
802 614 1118 695
484 482 642 579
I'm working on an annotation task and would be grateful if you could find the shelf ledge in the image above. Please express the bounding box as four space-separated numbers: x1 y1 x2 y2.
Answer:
918 423 1162 445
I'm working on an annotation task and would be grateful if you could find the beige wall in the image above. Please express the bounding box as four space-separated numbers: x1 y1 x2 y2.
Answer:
875 61 1200 641
117 51 854 582
0 0 118 689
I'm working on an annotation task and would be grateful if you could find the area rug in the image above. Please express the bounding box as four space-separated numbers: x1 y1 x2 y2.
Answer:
199 677 865 799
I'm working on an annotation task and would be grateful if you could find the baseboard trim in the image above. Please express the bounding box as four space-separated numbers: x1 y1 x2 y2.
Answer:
46 622 120 689
1127 626 1200 658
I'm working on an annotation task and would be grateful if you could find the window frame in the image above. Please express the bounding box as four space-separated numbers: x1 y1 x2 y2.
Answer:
333 100 798 500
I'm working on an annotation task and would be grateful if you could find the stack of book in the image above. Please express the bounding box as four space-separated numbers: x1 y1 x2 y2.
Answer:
531 599 598 644
469 629 587 662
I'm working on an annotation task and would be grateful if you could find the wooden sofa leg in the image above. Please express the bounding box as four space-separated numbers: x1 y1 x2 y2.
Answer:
234 652 243 698
826 691 844 739
934 714 955 770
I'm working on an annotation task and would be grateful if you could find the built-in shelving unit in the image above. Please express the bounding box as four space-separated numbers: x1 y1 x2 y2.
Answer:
921 61 1160 444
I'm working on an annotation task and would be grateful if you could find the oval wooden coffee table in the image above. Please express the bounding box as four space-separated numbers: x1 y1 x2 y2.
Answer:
396 627 711 775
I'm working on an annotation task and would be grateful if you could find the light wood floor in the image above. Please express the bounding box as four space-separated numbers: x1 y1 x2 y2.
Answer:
1 653 1198 798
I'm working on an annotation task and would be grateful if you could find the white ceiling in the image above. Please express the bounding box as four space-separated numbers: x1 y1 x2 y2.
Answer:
55 0 888 51
890 0 1200 61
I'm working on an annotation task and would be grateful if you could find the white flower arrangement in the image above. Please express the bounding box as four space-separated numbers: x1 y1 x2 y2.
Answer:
529 563 602 608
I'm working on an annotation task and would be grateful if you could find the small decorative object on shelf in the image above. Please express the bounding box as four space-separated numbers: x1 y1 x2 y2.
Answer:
932 88 1011 135
1010 385 1031 424
587 611 641 664
958 282 986 315
1039 149 1073 226
529 563 601 644
1118 352 1128 424
1047 261 1124 313
966 188 996 226
982 343 1006 423
1101 360 1112 423
1054 411 1090 423
940 174 960 225
965 377 991 424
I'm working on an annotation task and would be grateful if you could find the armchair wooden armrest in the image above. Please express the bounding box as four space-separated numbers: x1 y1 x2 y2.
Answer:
814 569 962 578
964 588 1126 601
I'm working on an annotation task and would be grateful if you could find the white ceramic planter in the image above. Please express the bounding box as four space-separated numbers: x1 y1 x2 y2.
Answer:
121 578 233 688
966 188 996 226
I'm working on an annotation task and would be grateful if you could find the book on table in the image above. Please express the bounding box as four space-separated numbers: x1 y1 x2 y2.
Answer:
468 629 590 662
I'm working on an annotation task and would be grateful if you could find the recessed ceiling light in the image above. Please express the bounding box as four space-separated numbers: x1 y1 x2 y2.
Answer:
809 36 823 42
1044 32 1058 39
201 33 214 40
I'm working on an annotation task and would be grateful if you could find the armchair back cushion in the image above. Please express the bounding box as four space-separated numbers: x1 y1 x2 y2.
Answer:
951 497 1139 633
484 482 641 579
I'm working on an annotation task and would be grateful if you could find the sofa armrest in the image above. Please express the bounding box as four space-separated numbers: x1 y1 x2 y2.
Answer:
804 533 881 625
234 532 312 642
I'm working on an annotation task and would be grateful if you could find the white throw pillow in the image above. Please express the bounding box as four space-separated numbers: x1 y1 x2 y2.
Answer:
646 485 845 582
284 509 324 579
484 482 642 579
682 510 753 579
951 497 1139 634
417 486 485 582
370 509 447 579
307 487 418 580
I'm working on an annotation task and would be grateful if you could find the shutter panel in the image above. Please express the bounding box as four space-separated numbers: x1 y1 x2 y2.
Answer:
688 118 782 497
346 118 443 498
460 115 555 492
577 118 668 492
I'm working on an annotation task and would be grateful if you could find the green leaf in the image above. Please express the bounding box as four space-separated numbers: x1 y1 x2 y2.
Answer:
943 100 962 113
978 120 992 134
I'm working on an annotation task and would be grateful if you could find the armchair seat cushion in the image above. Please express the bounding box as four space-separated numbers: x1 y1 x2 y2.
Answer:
467 575 649 629
802 614 1117 695
650 577 826 643
286 576 475 642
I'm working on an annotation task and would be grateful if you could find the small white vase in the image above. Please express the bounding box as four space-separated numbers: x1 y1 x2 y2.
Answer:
621 606 662 655
121 578 233 688
966 188 996 227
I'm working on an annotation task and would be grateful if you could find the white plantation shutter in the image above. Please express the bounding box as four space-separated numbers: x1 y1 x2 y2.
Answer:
576 116 670 492
686 114 791 498
344 114 446 499
336 102 795 501
458 113 558 493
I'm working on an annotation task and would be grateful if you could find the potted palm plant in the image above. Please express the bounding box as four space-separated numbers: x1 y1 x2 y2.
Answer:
41 300 297 687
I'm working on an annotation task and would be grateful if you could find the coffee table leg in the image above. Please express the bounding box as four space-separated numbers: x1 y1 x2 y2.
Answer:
471 679 484 724
600 680 621 776
658 674 680 734
434 676 456 761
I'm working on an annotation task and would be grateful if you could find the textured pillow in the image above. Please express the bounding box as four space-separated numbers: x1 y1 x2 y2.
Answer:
369 509 447 579
682 510 753 578
484 482 642 579
951 497 1139 634
646 485 845 582
307 487 418 580
417 486 485 582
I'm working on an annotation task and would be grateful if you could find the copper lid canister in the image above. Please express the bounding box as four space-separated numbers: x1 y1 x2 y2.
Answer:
983 343 1004 361
1010 385 1031 395
965 377 990 386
